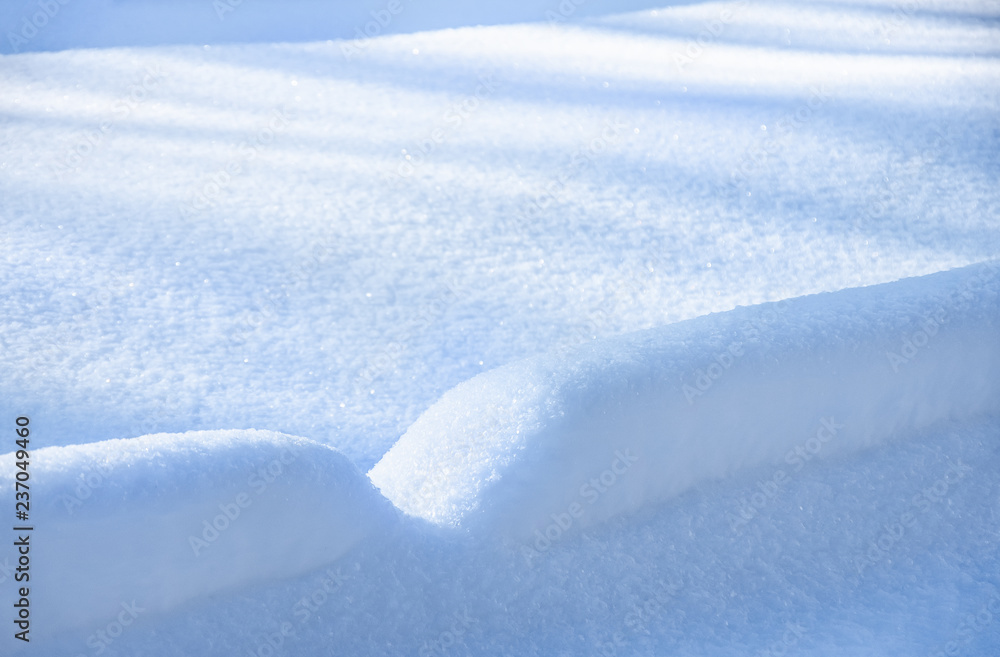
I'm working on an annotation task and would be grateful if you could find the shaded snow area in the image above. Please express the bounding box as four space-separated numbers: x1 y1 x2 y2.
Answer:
1 0 999 655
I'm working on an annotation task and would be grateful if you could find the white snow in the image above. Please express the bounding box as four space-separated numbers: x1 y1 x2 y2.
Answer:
370 261 1000 538
0 430 397 639
1 0 999 654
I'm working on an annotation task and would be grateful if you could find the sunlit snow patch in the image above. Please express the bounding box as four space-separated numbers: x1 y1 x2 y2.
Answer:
0 430 397 641
370 261 1000 540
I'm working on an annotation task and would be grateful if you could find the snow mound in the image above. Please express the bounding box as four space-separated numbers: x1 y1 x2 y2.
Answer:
0 430 397 639
370 262 1000 540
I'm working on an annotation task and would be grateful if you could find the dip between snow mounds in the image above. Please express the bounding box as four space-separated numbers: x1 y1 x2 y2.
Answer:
370 261 1000 541
0 430 398 645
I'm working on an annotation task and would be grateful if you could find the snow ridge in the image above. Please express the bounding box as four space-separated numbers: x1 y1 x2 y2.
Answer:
370 261 1000 539
0 430 398 639
2 263 997 645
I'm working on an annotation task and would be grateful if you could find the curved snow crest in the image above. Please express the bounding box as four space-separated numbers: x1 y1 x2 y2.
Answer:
370 261 1000 540
0 430 398 641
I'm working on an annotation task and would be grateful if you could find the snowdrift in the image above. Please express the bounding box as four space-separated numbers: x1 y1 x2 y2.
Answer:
1 263 996 647
0 430 397 639
370 262 1000 540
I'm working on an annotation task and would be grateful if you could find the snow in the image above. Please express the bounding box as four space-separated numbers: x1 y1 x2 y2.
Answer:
1 0 999 654
370 261 1000 538
0 430 398 639
0 0 670 52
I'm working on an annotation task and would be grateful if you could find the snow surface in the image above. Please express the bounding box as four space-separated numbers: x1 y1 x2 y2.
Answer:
1 0 999 654
1 1 701 53
370 262 1000 538
3 264 998 656
0 430 398 637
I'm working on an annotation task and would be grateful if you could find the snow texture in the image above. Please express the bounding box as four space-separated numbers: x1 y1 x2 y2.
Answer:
0 430 398 637
370 261 1000 538
1 0 999 654
1 263 997 654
